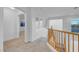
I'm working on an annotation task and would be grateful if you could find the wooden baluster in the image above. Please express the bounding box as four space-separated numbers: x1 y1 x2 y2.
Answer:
48 29 51 42
60 32 62 48
56 31 57 43
61 32 63 48
68 33 70 52
64 32 66 52
54 31 56 43
57 31 59 45
72 34 74 52
59 32 61 51
55 31 57 48
60 32 61 48
48 29 49 42
78 34 79 52
52 30 56 48
54 31 56 48
59 32 60 47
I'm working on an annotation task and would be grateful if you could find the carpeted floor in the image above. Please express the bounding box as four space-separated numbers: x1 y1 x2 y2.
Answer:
4 31 52 52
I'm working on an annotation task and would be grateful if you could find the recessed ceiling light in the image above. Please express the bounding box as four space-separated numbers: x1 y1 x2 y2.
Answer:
10 7 15 10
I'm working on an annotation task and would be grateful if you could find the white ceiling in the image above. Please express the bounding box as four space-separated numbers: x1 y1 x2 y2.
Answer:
15 7 79 18
15 7 26 12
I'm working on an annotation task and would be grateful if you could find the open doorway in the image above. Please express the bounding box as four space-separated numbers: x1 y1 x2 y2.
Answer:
19 14 25 42
48 19 63 30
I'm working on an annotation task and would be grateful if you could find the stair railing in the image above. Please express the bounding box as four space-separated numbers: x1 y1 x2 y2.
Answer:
48 28 79 52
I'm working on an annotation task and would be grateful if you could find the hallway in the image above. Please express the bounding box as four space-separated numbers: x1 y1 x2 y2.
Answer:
4 32 51 52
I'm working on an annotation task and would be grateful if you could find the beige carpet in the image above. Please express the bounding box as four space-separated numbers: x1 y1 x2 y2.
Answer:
4 31 52 52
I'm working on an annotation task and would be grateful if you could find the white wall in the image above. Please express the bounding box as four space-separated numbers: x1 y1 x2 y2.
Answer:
0 8 3 51
3 8 20 41
63 18 72 31
32 18 48 41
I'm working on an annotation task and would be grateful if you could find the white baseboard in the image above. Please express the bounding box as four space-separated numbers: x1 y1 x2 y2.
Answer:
47 42 57 52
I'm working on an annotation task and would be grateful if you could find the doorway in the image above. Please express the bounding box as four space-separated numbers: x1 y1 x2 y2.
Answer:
48 19 63 30
19 14 25 42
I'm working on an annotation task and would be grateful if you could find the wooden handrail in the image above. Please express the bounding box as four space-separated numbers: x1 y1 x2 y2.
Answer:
48 29 79 35
48 28 79 52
